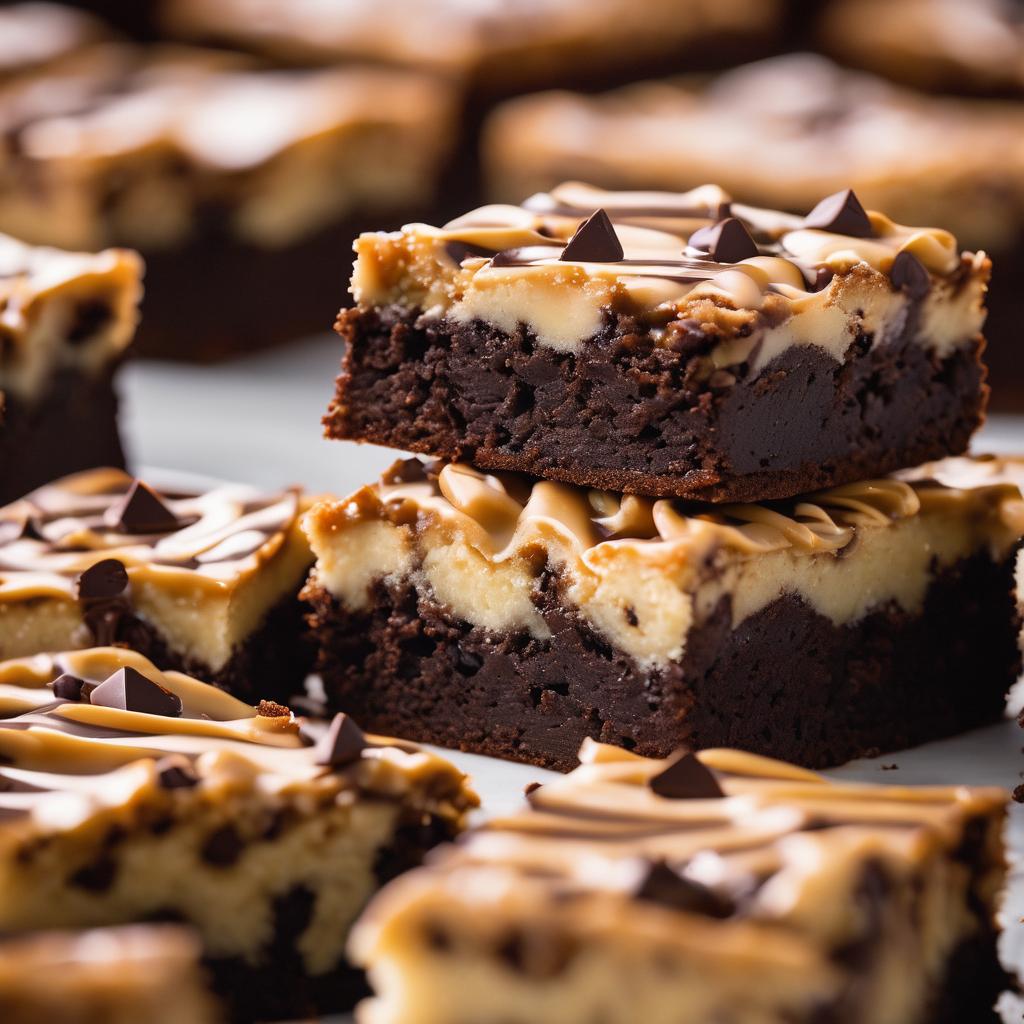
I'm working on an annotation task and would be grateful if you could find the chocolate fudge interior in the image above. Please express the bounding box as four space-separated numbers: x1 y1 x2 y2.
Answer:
351 740 1010 1024
0 646 477 1022
0 234 141 504
0 927 220 1024
0 468 314 703
303 457 1023 771
0 44 457 359
326 182 990 502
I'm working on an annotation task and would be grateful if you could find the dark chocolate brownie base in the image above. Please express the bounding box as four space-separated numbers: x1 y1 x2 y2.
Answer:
307 550 1020 772
326 304 988 503
86 589 313 706
0 367 126 505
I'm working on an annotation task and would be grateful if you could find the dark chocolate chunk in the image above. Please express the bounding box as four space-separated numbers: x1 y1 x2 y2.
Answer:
52 673 88 701
445 241 496 266
76 558 129 601
155 756 199 790
812 267 835 292
648 751 724 800
89 666 183 718
314 712 367 767
201 824 244 867
104 480 179 534
560 209 623 263
803 189 873 237
890 251 931 300
688 218 758 263
524 781 543 798
634 860 733 918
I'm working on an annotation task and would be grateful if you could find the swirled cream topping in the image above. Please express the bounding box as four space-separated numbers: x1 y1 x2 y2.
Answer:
0 234 142 401
0 468 314 672
352 181 987 370
351 739 1006 1024
0 647 477 973
304 457 1024 665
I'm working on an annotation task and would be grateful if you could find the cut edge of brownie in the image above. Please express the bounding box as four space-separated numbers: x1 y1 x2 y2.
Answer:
325 302 988 503
306 549 1020 772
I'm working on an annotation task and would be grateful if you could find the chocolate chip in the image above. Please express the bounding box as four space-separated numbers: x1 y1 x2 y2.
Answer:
890 251 930 300
560 209 623 263
314 712 367 767
803 188 873 237
52 673 87 701
76 558 129 601
103 480 179 534
688 218 758 263
201 824 244 867
70 855 118 892
812 267 835 292
524 781 543 798
155 756 199 790
89 666 183 718
648 751 724 800
445 241 495 266
634 860 733 918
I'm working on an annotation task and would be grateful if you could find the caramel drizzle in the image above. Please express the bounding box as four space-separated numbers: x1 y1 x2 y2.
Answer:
438 740 1004 915
0 467 300 597
0 648 476 825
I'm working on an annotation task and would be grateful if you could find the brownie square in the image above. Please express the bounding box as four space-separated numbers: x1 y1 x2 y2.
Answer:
303 457 1023 771
0 234 140 504
325 182 989 503
351 739 1010 1024
0 647 477 1021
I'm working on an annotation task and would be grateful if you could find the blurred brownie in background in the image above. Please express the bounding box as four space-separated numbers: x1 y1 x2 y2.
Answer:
0 45 457 360
0 234 140 503
483 55 1024 408
819 0 1024 97
0 3 110 86
160 0 785 97
0 928 220 1024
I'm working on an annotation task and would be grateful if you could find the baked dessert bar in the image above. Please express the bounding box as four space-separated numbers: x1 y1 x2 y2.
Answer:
482 55 1024 411
351 740 1011 1024
0 646 477 1021
326 182 990 502
0 45 457 359
303 457 1023 771
0 467 314 703
0 234 141 504
160 0 783 96
0 927 220 1024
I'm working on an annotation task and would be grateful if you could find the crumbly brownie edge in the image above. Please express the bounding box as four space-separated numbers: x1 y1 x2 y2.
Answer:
325 305 987 503
307 549 1020 772
0 366 126 505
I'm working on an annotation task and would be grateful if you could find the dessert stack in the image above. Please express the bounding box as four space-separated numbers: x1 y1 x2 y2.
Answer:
303 180 1022 1024
306 180 1023 772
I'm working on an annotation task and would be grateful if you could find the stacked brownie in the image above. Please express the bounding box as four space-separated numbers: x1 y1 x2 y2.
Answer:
308 181 1023 771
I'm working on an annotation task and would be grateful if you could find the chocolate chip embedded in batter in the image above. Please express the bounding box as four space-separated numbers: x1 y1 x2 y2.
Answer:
890 250 931 300
104 479 180 535
75 558 129 601
155 756 199 790
688 217 758 263
201 824 244 867
314 712 368 767
634 860 733 918
803 188 873 237
560 208 623 263
89 666 183 718
648 751 724 800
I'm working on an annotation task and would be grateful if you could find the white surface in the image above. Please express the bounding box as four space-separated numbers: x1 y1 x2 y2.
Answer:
120 344 1024 1014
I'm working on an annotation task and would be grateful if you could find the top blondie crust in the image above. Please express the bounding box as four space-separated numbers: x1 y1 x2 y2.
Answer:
160 0 782 89
0 467 314 702
327 181 989 502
